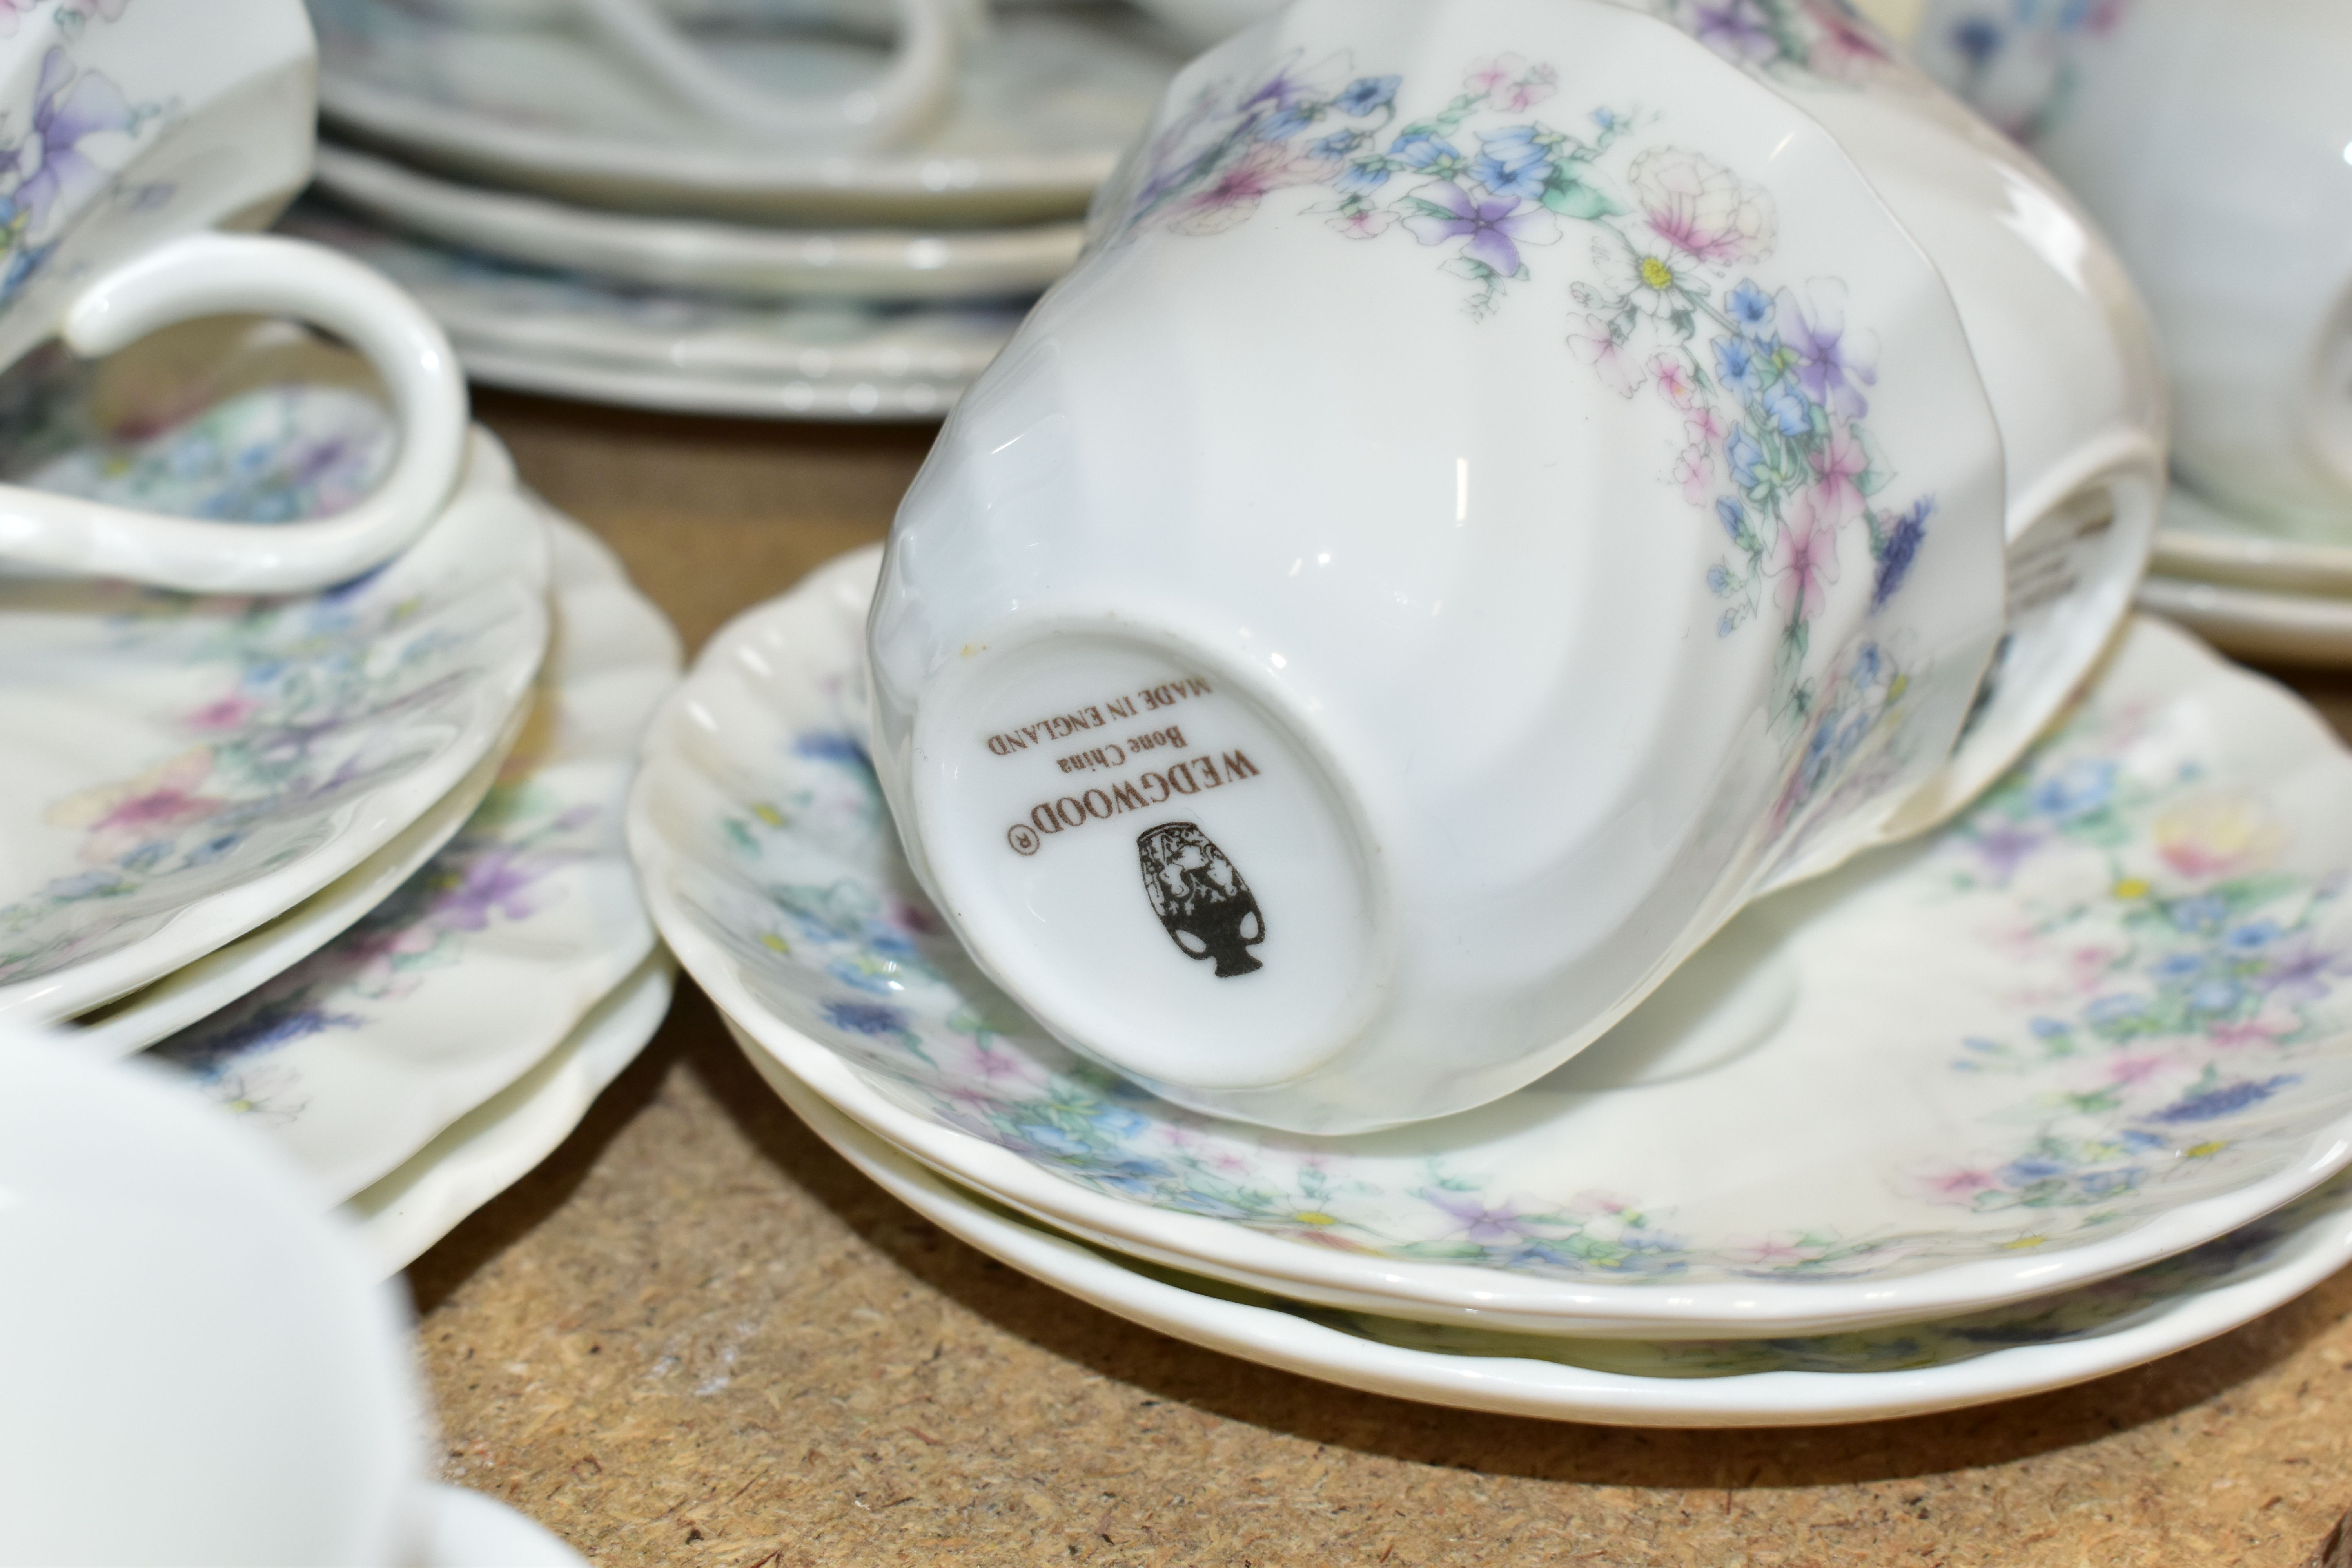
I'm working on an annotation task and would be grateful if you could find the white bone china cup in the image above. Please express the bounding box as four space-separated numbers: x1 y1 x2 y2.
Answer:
869 0 2164 1133
0 0 471 594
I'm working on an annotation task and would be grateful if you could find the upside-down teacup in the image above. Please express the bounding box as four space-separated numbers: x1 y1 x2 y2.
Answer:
868 0 2165 1132
0 0 470 593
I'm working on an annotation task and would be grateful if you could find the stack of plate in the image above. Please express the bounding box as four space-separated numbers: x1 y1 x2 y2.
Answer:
633 546 2352 1427
5 318 680 1275
2139 491 2352 668
291 0 1200 419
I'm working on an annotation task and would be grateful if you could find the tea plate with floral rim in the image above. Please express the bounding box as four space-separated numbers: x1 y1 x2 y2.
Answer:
283 207 1018 421
314 143 1087 304
312 0 1185 224
71 714 513 1056
633 546 2352 1337
742 1032 2352 1426
345 953 674 1275
152 514 681 1203
0 408 550 1024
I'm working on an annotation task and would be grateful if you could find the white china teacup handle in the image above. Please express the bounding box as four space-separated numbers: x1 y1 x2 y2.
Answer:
576 0 962 149
0 230 468 595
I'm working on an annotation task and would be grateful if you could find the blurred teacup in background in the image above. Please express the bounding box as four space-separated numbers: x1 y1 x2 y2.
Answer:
0 0 470 592
1921 0 2352 543
407 0 969 149
870 0 2163 1132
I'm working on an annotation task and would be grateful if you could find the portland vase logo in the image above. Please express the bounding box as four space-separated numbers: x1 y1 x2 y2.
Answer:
1137 822 1265 978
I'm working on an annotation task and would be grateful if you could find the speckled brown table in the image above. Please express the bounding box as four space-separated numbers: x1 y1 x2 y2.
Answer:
423 390 2352 1568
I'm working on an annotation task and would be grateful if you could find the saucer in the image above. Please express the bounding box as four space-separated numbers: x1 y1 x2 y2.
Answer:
2136 580 2352 669
315 143 1086 302
633 545 2352 1337
742 1031 2352 1427
2151 487 2352 599
72 719 510 1056
313 0 1183 223
0 398 549 1024
348 953 673 1274
152 514 679 1203
283 208 1018 420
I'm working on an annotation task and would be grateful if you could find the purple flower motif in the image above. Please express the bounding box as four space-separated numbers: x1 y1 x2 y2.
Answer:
430 846 545 933
15 49 133 232
1777 280 1876 419
1871 497 1932 608
1401 182 1557 277
1688 0 1780 62
2147 1074 2300 1124
1422 1189 1546 1243
2261 937 2347 1005
1969 821 2042 879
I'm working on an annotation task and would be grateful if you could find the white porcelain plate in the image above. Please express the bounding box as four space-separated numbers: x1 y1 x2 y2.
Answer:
0 376 549 1024
743 1031 2352 1428
282 207 1020 421
314 142 1086 303
2152 488 2352 599
2137 577 2352 670
312 0 1184 224
153 514 681 1204
634 546 2352 1337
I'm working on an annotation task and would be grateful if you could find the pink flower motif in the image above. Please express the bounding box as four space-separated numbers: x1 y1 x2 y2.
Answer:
1767 517 1841 621
1649 352 1699 410
46 746 225 865
1569 314 1643 398
1674 443 1714 505
1327 207 1395 240
1724 1233 1817 1265
1798 0 1889 77
1464 54 1557 112
185 694 259 732
1166 142 1308 236
2107 1053 2165 1086
1920 1167 1998 1202
1628 146 1777 266
1804 426 1870 528
1684 407 1728 448
2209 1020 2284 1051
0 0 32 34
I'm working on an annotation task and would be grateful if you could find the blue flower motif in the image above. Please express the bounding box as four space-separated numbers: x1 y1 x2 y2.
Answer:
2226 920 2280 953
1951 15 2004 66
2085 994 2146 1026
1715 496 1746 541
1714 336 1763 400
2170 895 2229 933
1334 74 1400 116
2031 758 2114 821
795 731 869 768
2028 1017 2070 1039
2152 953 2205 980
1015 1122 1090 1158
2189 980 2242 1014
1726 425 1764 488
1390 129 1461 169
1258 102 1320 141
823 1000 909 1037
1472 125 1554 202
1706 564 1731 593
1309 129 1365 160
1728 278 1775 331
1590 106 1621 132
1334 160 1391 195
2148 1074 2301 1123
2000 1156 2067 1184
1766 382 1812 437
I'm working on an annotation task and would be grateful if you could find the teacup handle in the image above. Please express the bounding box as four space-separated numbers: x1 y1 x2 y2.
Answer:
572 0 962 149
0 230 468 595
